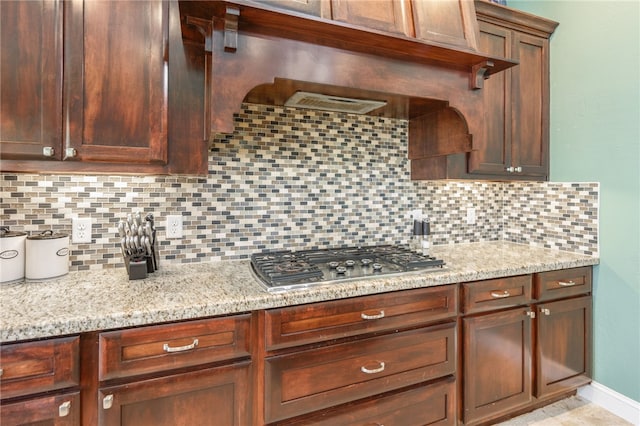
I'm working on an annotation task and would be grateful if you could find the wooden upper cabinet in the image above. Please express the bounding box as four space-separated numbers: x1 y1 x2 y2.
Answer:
411 0 479 50
64 0 169 165
331 0 415 37
468 1 557 180
0 0 63 161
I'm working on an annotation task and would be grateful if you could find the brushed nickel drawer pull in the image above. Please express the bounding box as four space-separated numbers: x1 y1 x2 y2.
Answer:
558 280 576 287
361 310 385 320
541 308 551 316
103 394 114 410
361 361 385 374
490 290 511 298
163 338 199 353
59 401 71 417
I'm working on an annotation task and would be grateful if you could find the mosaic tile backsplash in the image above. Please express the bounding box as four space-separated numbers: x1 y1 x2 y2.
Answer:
1 104 599 271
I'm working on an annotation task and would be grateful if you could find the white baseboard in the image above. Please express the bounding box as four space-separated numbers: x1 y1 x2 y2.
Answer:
578 382 640 425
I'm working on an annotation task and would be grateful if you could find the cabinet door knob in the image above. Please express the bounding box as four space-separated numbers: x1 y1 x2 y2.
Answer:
65 148 77 158
506 166 515 172
43 146 55 157
103 394 114 410
361 361 385 374
514 166 523 172
59 401 71 417
361 310 385 320
526 311 536 319
541 308 551 316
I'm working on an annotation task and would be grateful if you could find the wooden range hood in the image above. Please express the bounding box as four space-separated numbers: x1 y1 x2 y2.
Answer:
179 0 517 178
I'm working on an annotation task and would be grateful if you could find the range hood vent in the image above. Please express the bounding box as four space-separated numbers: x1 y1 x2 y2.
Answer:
284 92 387 114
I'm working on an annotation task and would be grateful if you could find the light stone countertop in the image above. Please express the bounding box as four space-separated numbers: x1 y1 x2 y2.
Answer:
0 241 599 343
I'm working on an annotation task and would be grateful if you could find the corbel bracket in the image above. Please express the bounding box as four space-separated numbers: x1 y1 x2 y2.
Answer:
185 16 213 52
470 60 495 90
224 6 240 52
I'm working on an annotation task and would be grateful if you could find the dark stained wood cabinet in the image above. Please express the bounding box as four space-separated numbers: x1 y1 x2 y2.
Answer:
0 336 80 426
0 269 590 425
463 306 534 425
461 268 592 425
64 0 169 165
1 0 208 175
411 0 479 50
95 315 252 426
0 0 64 161
468 1 558 180
260 286 459 425
331 0 414 37
98 362 251 426
0 392 81 426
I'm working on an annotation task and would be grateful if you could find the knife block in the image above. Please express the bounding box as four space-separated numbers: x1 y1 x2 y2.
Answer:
125 256 147 280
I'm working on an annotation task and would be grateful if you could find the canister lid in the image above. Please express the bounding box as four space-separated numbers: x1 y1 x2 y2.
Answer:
0 226 27 238
27 230 68 240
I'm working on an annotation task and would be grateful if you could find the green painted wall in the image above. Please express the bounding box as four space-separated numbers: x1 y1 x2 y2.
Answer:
510 0 640 402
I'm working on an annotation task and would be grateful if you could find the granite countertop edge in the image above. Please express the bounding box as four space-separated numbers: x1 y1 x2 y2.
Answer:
0 242 599 343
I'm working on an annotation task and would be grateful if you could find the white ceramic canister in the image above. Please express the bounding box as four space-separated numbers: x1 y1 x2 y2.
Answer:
0 227 27 283
25 230 70 280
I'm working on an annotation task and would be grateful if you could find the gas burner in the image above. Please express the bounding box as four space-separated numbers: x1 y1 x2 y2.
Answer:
274 261 309 273
251 245 446 292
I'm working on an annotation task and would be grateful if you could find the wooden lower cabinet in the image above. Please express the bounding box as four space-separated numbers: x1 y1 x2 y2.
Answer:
536 296 592 398
265 323 456 423
279 377 457 426
463 307 534 425
98 361 251 426
462 268 592 425
0 391 80 426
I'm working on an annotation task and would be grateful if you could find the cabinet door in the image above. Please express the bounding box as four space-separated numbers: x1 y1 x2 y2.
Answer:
0 0 63 161
0 392 80 426
98 361 251 426
64 0 168 164
411 0 478 50
468 21 512 176
511 32 549 177
536 296 592 398
330 0 414 37
463 307 533 425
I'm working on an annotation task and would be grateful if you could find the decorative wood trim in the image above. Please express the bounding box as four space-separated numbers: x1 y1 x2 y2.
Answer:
223 6 239 52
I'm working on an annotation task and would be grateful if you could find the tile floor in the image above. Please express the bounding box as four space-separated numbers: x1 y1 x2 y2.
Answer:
497 396 633 425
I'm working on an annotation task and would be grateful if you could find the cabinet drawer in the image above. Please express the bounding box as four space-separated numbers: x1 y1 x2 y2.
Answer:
99 314 251 381
0 336 79 400
0 391 80 426
265 285 457 350
535 267 592 301
281 377 456 426
461 275 532 314
265 322 456 423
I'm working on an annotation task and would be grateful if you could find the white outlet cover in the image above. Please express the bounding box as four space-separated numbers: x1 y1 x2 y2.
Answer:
466 208 476 225
166 215 183 239
72 217 92 243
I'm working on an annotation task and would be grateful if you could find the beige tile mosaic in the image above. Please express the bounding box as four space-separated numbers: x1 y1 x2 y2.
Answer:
0 104 598 272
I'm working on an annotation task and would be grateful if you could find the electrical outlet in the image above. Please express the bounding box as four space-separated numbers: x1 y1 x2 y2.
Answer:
466 207 476 225
166 215 183 239
72 217 92 243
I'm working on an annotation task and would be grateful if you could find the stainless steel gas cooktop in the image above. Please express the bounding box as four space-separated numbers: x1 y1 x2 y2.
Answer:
250 245 446 292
